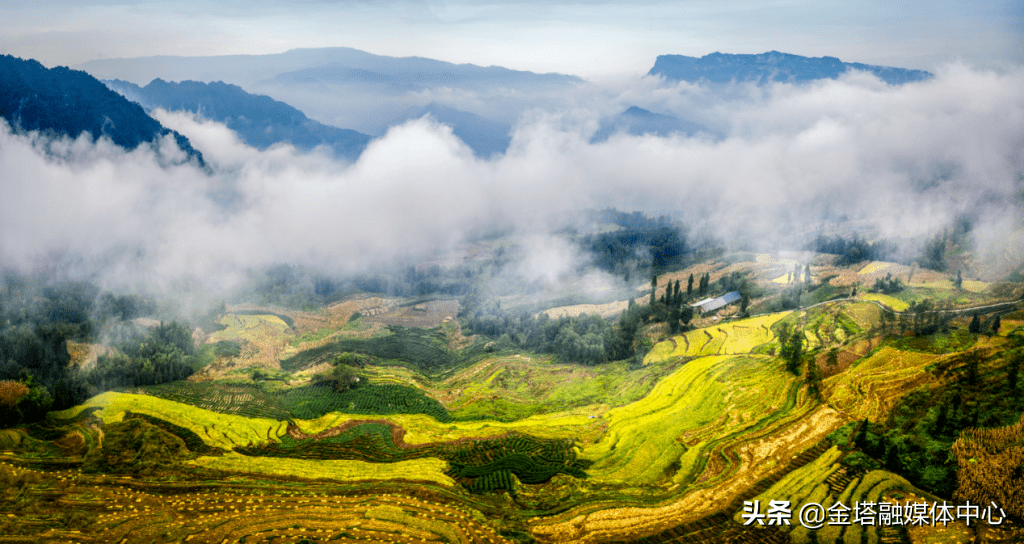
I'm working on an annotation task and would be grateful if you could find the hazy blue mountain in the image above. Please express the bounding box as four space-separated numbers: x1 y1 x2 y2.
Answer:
0 55 204 166
76 47 584 142
103 79 371 160
260 55 584 90
413 103 512 157
591 106 714 143
649 51 933 85
76 47 584 89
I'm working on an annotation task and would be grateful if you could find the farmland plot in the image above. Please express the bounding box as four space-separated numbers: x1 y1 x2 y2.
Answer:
645 312 788 364
823 347 940 421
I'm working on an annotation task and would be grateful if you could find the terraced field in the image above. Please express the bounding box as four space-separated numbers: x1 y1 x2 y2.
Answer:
860 292 910 311
644 312 788 363
51 392 289 450
9 292 1022 544
823 347 940 421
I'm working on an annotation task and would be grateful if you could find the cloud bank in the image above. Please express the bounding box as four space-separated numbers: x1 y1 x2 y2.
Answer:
2 64 1022 302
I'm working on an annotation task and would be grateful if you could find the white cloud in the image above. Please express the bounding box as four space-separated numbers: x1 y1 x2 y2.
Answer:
2 63 1021 302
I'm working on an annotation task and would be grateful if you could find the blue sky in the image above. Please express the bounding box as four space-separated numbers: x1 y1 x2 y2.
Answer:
2 0 1021 76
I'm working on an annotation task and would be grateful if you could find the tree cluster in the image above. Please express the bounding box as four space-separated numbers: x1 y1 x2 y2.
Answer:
88 322 197 390
873 273 905 294
0 275 95 420
811 235 898 266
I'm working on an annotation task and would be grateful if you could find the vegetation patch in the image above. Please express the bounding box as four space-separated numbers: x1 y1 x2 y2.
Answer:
889 328 976 353
280 383 453 422
282 325 461 372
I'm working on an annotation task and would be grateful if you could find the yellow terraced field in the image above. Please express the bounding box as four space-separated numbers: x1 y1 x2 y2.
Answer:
860 292 909 311
645 312 788 364
857 261 892 275
51 392 288 450
188 453 456 486
823 347 939 421
210 313 289 341
583 354 802 484
295 409 597 446
735 445 843 525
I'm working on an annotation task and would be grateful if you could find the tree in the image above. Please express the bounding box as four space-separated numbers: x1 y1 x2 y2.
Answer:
827 347 839 367
954 269 963 290
806 360 823 401
785 331 803 375
854 419 870 451
778 324 803 374
805 264 812 286
740 294 750 314
680 305 694 325
650 275 657 306
687 274 694 297
992 315 1001 335
673 280 681 303
969 314 981 334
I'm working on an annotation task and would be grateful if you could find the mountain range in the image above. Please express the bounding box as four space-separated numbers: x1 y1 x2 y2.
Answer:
76 47 583 91
649 51 933 85
0 49 934 164
103 79 371 160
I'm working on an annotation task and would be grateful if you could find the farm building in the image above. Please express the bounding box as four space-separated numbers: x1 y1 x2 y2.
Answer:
691 291 742 314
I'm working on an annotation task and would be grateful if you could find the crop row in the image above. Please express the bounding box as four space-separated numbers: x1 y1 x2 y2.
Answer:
138 382 454 423
87 484 510 544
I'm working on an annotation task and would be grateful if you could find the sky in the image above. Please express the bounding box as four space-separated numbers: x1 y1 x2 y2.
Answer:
1 0 1021 77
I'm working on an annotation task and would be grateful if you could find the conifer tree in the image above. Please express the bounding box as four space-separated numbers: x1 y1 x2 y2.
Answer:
806 360 823 401
687 273 694 297
969 313 981 334
855 419 870 450
992 315 1001 335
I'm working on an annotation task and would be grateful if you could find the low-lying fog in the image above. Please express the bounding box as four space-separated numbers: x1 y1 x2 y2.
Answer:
2 64 1022 308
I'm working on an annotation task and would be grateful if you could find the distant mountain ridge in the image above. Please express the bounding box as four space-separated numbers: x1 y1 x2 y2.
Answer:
103 79 371 160
260 55 584 90
0 55 204 166
76 47 583 157
76 47 584 89
414 103 511 158
591 106 714 143
649 51 933 85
